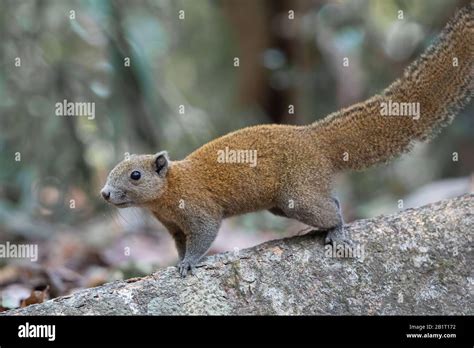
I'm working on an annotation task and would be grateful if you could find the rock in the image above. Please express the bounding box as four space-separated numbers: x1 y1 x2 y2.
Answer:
3 194 472 315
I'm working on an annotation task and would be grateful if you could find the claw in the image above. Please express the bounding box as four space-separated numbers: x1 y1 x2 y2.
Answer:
177 260 197 277
325 226 353 247
179 266 187 278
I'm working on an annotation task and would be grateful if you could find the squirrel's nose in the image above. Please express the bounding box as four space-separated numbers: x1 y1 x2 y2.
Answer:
101 189 111 201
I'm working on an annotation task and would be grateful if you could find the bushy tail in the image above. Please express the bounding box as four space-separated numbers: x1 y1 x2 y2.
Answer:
312 3 473 171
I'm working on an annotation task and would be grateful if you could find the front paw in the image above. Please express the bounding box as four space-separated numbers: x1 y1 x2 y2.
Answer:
177 259 196 278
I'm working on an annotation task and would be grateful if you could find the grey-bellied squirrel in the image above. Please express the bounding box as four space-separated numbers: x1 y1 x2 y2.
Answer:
101 4 473 277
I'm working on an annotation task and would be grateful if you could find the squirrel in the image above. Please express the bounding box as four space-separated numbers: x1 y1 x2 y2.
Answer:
101 4 473 277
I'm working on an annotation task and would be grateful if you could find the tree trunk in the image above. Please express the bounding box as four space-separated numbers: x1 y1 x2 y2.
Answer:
223 0 305 124
3 194 472 315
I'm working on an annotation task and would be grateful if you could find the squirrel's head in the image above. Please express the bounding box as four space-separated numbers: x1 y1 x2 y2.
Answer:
100 151 169 208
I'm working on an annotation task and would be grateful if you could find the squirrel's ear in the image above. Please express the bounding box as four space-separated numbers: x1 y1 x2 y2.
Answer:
154 151 169 177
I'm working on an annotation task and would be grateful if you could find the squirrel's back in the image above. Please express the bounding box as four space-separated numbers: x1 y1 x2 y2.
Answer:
183 124 333 215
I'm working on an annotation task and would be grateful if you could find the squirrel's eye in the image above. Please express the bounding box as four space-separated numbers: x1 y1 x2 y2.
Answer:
130 171 141 180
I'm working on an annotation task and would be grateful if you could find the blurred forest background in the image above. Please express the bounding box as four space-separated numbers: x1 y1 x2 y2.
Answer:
0 0 473 309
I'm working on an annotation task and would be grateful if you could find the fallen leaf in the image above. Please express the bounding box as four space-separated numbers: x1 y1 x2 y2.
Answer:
20 285 50 308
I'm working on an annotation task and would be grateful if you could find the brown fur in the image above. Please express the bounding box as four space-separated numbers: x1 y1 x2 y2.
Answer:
315 4 473 170
102 4 473 276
